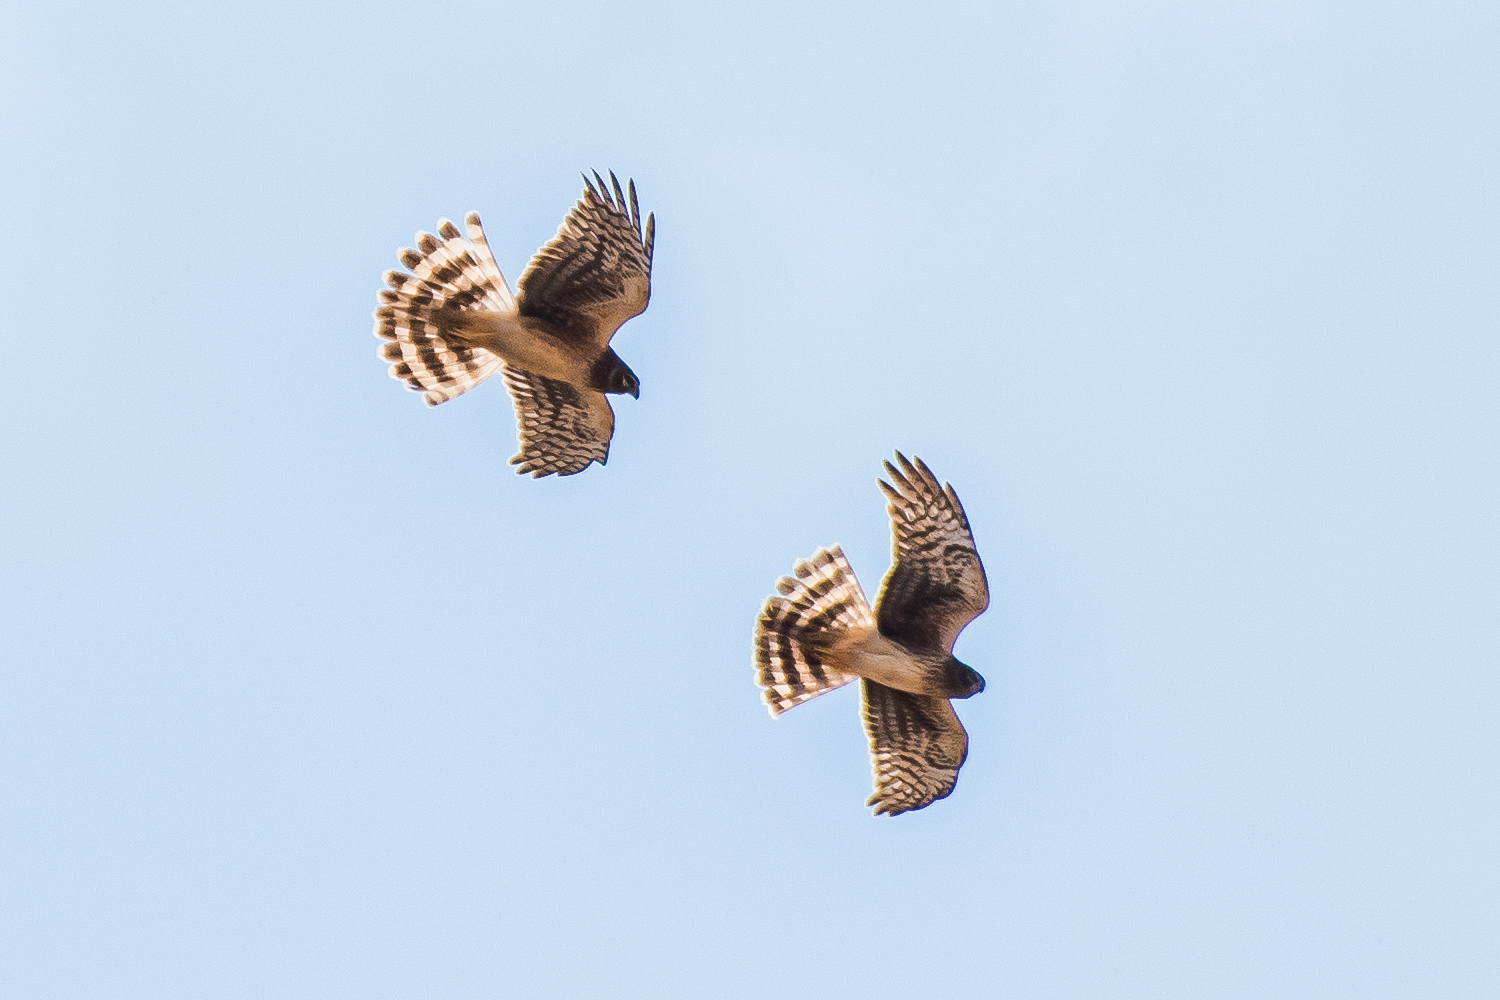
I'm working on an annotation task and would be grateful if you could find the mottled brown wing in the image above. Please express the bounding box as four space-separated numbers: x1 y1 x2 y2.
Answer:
502 368 614 478
516 171 655 349
862 681 969 816
873 453 989 655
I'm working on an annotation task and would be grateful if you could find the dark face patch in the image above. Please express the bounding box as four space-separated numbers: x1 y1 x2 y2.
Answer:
947 659 986 699
592 349 640 397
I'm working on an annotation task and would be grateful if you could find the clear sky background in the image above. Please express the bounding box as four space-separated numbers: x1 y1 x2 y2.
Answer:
3 1 1498 997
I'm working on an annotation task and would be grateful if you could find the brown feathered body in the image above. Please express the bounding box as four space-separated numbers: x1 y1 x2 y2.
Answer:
809 625 980 700
438 309 594 385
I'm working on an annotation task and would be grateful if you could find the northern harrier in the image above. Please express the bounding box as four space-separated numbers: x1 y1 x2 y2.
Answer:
374 172 655 477
754 453 990 816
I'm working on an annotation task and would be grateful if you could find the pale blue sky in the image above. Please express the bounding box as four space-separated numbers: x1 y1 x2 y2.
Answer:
3 2 1498 997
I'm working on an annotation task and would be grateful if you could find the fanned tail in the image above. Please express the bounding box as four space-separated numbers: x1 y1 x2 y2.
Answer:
754 546 871 717
373 212 515 406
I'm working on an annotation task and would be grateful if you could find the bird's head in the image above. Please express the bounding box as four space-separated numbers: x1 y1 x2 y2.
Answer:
946 658 986 699
592 349 640 398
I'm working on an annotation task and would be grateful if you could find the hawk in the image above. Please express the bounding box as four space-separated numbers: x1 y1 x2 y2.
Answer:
374 171 655 477
754 453 990 816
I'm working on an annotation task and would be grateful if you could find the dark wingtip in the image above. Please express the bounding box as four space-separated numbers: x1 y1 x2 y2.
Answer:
908 454 941 492
944 483 970 523
882 456 913 492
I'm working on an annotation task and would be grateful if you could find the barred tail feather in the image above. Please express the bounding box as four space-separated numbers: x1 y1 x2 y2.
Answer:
372 212 515 406
754 546 872 717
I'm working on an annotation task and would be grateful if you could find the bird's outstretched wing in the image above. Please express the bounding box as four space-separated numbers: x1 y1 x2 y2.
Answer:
502 368 614 477
516 171 655 348
862 680 969 816
873 453 989 654
374 213 515 406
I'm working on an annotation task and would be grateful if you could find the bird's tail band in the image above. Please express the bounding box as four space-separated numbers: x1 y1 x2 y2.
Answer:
754 546 871 717
373 213 515 406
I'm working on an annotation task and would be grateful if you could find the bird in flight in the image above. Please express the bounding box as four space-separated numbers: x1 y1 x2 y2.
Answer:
374 171 655 477
754 453 990 816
